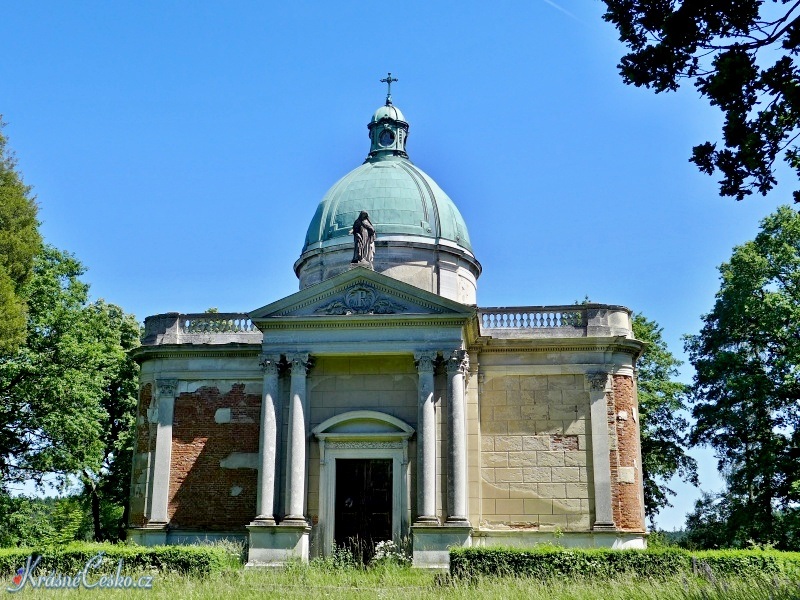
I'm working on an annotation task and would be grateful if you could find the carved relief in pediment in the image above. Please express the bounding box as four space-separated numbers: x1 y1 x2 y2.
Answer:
315 284 406 315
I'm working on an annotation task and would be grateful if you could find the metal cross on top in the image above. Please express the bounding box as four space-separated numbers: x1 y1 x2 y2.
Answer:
380 72 398 105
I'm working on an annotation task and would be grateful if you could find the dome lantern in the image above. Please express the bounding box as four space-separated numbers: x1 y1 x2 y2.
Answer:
367 73 409 160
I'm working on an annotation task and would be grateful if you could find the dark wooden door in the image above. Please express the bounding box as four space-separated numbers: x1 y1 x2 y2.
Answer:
334 459 392 561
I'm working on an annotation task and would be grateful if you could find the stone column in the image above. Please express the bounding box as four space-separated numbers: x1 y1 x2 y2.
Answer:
445 350 469 524
414 352 437 524
149 378 177 526
254 355 281 524
284 353 310 524
587 372 615 530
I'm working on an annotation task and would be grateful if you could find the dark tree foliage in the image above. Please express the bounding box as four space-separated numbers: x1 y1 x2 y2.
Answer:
78 301 139 541
0 121 42 353
0 247 105 484
685 205 800 548
0 495 90 547
683 491 742 549
633 314 698 526
0 247 139 542
602 1 800 201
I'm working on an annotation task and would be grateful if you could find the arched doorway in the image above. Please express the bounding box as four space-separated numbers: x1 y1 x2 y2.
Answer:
312 411 414 559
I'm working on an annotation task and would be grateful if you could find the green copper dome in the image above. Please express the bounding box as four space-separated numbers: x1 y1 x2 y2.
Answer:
372 104 405 123
302 104 473 253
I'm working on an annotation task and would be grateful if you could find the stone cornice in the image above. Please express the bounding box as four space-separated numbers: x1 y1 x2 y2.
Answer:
256 315 470 330
468 336 643 356
130 344 260 363
295 236 481 275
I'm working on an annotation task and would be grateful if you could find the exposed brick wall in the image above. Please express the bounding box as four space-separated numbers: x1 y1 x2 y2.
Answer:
479 374 592 531
609 375 645 531
168 384 260 531
129 383 152 527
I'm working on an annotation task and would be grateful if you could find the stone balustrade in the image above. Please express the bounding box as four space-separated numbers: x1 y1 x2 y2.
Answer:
478 304 634 339
182 314 256 334
142 313 263 345
140 304 633 346
480 307 584 329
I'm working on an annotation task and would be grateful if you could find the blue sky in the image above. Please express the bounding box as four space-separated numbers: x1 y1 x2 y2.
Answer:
0 1 790 530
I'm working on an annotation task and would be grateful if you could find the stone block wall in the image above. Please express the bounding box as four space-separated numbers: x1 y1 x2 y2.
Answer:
167 383 261 530
479 374 593 531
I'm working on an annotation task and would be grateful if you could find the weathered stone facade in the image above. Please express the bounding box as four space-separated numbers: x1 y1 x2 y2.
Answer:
127 289 646 563
127 97 647 566
479 374 592 531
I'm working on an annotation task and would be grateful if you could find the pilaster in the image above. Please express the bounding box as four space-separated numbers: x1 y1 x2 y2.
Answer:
148 378 177 527
587 372 615 530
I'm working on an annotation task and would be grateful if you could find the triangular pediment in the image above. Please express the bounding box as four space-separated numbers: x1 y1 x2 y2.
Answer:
250 267 473 320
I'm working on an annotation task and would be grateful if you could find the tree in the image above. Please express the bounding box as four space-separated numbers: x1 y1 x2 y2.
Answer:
633 313 698 525
685 205 800 548
78 301 139 541
0 121 42 353
0 246 139 543
682 491 741 549
1 246 105 485
0 127 139 544
602 1 800 201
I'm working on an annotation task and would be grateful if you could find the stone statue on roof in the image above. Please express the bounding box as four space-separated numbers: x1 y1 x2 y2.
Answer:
350 211 376 267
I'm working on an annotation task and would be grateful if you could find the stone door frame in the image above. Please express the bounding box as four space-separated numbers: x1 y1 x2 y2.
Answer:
313 410 413 556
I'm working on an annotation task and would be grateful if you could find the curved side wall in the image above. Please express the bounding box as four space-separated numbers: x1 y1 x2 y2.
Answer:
295 241 479 304
609 375 645 531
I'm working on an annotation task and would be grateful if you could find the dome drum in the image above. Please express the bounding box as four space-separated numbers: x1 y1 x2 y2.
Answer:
295 237 480 304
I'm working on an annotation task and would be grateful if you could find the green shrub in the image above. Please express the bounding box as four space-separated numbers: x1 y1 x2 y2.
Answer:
693 549 800 577
449 546 800 580
0 542 237 578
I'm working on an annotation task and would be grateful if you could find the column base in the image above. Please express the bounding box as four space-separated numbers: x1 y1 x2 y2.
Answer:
413 515 439 526
246 522 312 567
592 521 617 532
127 524 167 546
411 524 472 570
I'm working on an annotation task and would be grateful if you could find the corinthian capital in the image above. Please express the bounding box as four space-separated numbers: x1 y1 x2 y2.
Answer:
259 355 281 375
586 371 609 392
287 353 311 375
156 378 178 398
414 352 437 374
446 349 469 375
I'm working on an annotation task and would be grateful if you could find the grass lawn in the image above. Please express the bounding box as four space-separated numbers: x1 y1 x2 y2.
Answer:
6 562 800 599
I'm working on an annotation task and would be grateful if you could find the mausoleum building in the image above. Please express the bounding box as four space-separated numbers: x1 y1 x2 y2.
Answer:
127 82 647 568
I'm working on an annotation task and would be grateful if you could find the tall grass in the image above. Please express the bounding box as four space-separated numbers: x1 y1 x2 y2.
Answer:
4 560 799 599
